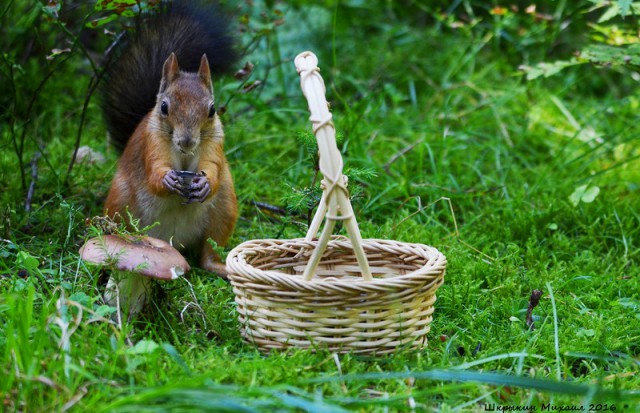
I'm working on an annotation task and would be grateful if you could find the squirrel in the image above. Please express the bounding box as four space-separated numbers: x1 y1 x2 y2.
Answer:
100 1 239 278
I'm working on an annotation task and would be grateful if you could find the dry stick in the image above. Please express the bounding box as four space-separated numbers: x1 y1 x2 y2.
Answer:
60 386 88 413
250 201 290 216
383 138 421 174
15 373 62 390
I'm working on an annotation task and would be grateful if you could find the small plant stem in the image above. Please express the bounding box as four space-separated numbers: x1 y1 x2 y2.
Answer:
546 282 562 382
24 152 40 212
64 71 103 184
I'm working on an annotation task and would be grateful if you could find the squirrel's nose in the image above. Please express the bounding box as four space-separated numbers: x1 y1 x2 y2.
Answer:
176 134 196 150
180 138 194 148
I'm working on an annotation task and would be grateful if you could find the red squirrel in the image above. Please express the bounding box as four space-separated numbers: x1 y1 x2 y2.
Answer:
100 1 238 277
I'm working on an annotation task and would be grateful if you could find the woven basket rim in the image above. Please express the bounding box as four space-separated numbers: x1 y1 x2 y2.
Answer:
226 236 447 292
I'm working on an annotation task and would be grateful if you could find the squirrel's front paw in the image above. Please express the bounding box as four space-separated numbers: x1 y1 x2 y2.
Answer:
163 170 187 197
186 175 211 204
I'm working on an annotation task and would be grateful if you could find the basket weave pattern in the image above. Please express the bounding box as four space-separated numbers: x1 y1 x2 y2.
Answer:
228 237 446 354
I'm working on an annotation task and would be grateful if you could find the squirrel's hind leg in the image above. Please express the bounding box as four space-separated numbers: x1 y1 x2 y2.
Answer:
199 173 237 279
200 244 229 280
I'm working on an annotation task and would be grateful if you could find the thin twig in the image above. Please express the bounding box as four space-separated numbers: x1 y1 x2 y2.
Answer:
3 7 93 196
64 33 123 184
16 373 63 391
65 72 101 182
251 201 289 216
383 138 421 174
179 276 207 329
61 386 88 413
412 182 503 195
17 67 63 186
25 152 40 212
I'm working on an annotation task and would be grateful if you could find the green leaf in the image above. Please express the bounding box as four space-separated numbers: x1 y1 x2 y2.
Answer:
569 185 600 206
581 44 640 66
599 4 621 23
617 297 639 310
93 0 139 12
69 292 91 307
46 48 72 61
577 328 596 337
521 59 580 80
161 343 191 375
16 251 39 272
581 186 600 203
618 0 632 17
86 14 119 29
92 305 116 319
569 185 587 206
127 339 160 355
42 1 61 19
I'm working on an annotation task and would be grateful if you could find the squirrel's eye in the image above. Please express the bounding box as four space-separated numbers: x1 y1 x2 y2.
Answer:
161 100 169 116
208 103 215 118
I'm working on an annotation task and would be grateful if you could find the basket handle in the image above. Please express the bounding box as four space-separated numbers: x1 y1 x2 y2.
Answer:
295 51 372 282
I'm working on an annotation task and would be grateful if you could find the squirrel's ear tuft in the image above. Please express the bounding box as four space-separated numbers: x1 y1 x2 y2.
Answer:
198 54 212 89
160 53 180 92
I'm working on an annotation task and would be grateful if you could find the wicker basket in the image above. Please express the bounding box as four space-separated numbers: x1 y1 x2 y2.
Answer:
227 52 447 354
227 237 446 354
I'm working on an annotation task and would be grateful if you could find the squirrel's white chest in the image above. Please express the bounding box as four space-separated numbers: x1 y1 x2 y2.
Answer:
139 196 211 250
140 152 206 249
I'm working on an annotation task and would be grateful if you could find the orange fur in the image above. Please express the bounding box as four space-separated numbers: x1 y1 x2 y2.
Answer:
104 54 237 278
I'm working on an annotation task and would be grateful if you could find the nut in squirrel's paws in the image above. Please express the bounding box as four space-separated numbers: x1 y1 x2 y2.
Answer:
186 174 211 204
163 169 188 197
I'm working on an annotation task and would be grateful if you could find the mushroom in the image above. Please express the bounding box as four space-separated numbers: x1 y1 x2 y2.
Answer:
79 234 190 320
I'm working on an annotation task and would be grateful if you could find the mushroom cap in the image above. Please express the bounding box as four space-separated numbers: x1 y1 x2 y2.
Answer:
79 235 190 280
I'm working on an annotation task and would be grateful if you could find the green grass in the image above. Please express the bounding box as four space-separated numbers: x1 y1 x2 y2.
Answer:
1 1 640 411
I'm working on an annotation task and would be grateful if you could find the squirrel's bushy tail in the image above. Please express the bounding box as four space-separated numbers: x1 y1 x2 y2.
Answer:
100 1 238 151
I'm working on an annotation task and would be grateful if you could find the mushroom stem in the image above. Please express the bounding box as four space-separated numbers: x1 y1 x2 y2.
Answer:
104 272 153 320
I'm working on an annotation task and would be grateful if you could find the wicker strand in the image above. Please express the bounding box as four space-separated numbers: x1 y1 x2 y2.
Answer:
295 51 372 281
